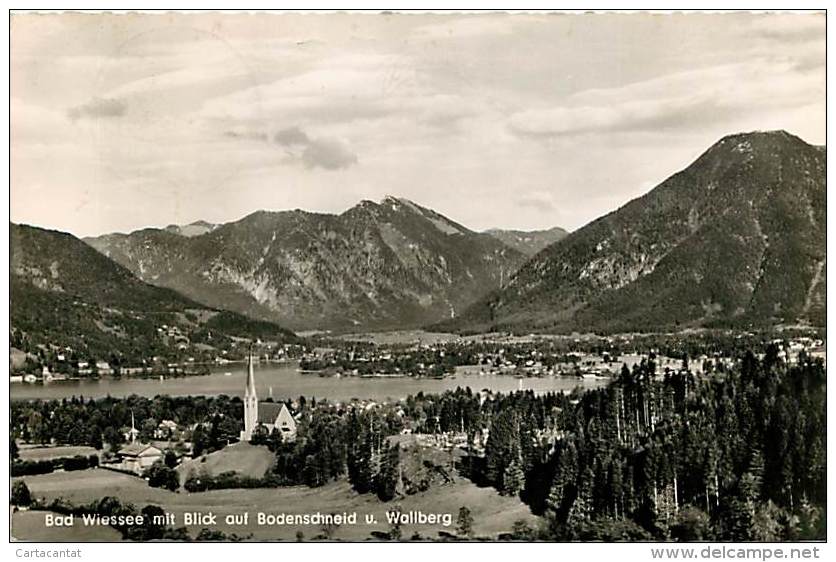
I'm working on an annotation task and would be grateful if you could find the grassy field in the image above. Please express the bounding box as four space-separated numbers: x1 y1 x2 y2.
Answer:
177 442 274 485
16 468 539 541
18 445 99 462
11 510 122 542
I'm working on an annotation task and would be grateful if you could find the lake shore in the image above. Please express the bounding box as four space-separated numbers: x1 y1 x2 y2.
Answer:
11 362 609 402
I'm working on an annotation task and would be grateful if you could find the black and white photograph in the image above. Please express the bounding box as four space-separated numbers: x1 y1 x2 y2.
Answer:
7 7 828 550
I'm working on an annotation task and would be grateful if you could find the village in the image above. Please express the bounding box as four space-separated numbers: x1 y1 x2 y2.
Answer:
10 326 826 388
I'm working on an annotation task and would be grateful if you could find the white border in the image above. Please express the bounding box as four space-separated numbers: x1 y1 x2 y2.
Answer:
2 3 832 560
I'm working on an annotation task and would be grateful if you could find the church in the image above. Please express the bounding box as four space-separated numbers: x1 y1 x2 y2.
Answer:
240 353 297 442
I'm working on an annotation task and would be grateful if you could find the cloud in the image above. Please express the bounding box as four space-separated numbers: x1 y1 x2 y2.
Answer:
223 129 268 142
301 138 358 170
273 126 310 145
508 60 823 138
224 125 358 170
67 97 127 121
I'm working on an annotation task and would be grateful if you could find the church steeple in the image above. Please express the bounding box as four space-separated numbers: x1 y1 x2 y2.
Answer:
245 349 257 399
127 410 139 443
240 347 259 442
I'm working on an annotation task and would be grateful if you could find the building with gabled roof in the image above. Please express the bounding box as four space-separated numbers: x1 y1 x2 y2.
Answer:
257 401 297 442
240 352 297 442
116 443 163 474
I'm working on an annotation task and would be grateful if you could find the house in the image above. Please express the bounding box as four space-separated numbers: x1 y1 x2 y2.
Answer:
116 443 163 474
154 420 179 439
256 402 298 442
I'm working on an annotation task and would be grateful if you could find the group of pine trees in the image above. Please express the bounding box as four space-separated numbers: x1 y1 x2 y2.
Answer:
469 348 826 540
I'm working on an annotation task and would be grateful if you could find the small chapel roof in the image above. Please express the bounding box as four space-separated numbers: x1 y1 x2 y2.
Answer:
257 401 289 424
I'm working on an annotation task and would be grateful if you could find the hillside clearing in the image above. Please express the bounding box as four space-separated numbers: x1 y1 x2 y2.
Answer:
16 468 539 541
176 442 275 485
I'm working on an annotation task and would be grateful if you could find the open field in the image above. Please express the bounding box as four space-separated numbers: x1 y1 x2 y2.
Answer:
15 468 539 541
11 510 122 542
18 445 99 462
177 442 274 485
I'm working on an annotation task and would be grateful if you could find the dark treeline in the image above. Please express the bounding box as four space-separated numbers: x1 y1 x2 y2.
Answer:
11 394 248 452
11 454 99 476
460 349 826 541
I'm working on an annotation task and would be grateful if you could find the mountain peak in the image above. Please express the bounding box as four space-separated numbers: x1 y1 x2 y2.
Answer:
88 196 525 331
710 129 812 154
381 195 420 209
446 130 825 333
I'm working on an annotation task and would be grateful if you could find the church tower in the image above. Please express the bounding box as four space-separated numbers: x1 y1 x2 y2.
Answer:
240 351 259 442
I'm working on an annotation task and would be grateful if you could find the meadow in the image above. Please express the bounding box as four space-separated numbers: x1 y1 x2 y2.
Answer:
14 468 538 541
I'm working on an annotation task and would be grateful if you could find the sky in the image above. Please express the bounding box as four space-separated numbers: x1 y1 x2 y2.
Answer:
10 12 825 237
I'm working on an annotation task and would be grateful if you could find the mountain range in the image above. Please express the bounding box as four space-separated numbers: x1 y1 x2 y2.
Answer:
13 130 825 343
441 130 826 333
85 197 528 331
485 227 569 256
10 223 297 363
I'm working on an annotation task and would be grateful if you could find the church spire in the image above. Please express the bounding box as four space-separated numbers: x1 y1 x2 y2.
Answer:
245 347 257 398
129 410 137 443
241 346 258 442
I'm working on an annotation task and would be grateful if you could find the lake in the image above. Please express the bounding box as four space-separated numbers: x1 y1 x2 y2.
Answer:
10 363 610 402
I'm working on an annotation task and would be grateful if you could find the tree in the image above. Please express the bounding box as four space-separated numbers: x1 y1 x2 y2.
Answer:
720 472 760 540
751 501 785 541
145 462 179 491
485 409 520 488
103 426 123 448
192 425 210 457
347 414 375 494
546 440 578 519
670 506 712 541
140 418 157 442
12 481 32 507
376 443 401 501
573 517 654 542
510 519 536 540
502 457 525 497
456 506 474 538
164 450 178 469
139 505 166 541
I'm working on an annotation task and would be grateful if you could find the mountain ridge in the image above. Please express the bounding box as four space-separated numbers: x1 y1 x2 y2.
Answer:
10 223 298 364
439 130 826 333
485 226 569 257
85 197 529 331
